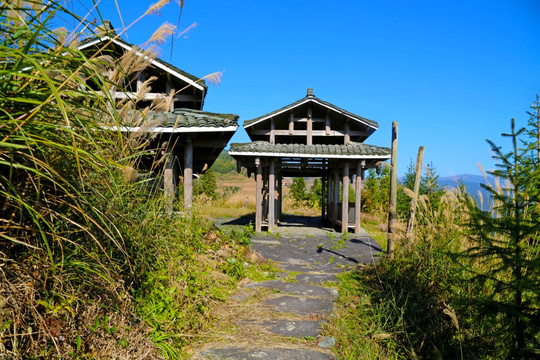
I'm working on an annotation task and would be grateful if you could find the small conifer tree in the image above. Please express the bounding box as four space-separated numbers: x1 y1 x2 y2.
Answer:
463 118 540 358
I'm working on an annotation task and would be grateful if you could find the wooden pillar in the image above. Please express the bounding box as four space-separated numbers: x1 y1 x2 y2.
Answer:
325 114 331 135
307 106 313 146
262 166 268 222
332 170 339 227
183 137 193 214
321 176 326 221
255 157 262 232
327 171 333 221
387 122 399 260
354 161 364 234
270 118 275 144
344 119 350 145
342 162 349 233
164 140 175 211
268 159 275 232
289 112 294 135
278 167 283 221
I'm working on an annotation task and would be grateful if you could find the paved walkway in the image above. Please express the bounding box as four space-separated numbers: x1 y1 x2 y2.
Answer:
192 215 381 360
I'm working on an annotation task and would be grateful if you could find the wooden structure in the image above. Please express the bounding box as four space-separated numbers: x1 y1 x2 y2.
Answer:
230 89 391 233
78 22 238 211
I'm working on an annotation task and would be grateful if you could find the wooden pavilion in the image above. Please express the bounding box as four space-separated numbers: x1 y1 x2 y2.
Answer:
78 22 238 211
230 89 391 233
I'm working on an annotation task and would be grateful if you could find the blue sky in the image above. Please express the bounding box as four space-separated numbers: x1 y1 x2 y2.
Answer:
75 0 539 176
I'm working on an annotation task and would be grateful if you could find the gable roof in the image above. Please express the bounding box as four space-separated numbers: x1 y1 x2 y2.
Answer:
243 89 378 130
78 28 207 93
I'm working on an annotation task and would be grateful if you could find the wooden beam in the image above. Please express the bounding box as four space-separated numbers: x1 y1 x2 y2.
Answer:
268 160 275 232
307 106 313 146
184 136 193 214
327 172 332 222
97 91 200 102
255 157 262 232
252 129 368 137
342 162 349 233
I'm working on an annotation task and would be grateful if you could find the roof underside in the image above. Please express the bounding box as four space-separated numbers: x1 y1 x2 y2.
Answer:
78 35 207 93
244 94 378 129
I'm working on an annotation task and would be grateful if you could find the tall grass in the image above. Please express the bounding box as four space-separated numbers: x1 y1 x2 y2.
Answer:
0 2 264 358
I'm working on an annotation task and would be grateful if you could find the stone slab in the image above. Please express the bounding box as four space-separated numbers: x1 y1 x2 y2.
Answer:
295 273 339 285
248 280 334 299
265 296 333 316
197 346 335 360
265 320 321 338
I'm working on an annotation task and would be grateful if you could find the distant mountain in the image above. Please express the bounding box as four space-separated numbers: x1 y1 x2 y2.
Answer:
440 174 494 210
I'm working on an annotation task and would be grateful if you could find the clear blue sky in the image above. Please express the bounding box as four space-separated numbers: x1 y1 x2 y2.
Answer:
73 0 540 177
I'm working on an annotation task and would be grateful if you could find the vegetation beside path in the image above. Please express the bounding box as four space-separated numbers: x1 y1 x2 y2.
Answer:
0 2 271 358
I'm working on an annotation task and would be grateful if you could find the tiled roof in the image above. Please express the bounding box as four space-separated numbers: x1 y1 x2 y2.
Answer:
121 108 239 128
244 91 378 129
229 141 390 157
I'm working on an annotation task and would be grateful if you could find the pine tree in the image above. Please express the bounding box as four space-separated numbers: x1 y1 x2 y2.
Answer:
463 118 540 358
420 162 444 209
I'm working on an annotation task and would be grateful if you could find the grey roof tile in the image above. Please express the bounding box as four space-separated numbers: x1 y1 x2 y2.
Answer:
230 141 390 157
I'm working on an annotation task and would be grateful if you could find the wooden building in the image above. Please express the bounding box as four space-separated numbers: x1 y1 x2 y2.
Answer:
230 89 391 233
78 22 238 211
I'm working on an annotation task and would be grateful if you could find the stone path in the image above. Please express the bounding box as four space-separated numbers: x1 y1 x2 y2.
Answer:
191 216 381 360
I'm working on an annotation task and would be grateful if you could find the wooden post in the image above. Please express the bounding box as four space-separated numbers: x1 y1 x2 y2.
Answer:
332 170 339 227
268 159 275 232
325 114 331 135
278 169 283 221
255 158 263 232
321 176 326 221
307 106 313 145
289 112 294 135
406 146 425 240
270 118 275 145
327 172 332 221
183 137 193 214
164 140 175 211
387 122 399 260
342 162 349 233
344 119 350 145
354 160 363 234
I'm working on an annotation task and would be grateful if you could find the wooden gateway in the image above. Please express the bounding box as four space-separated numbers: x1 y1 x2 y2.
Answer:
229 89 391 233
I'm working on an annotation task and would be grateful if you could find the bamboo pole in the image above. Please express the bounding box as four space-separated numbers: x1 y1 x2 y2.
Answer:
406 146 425 241
387 122 398 260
